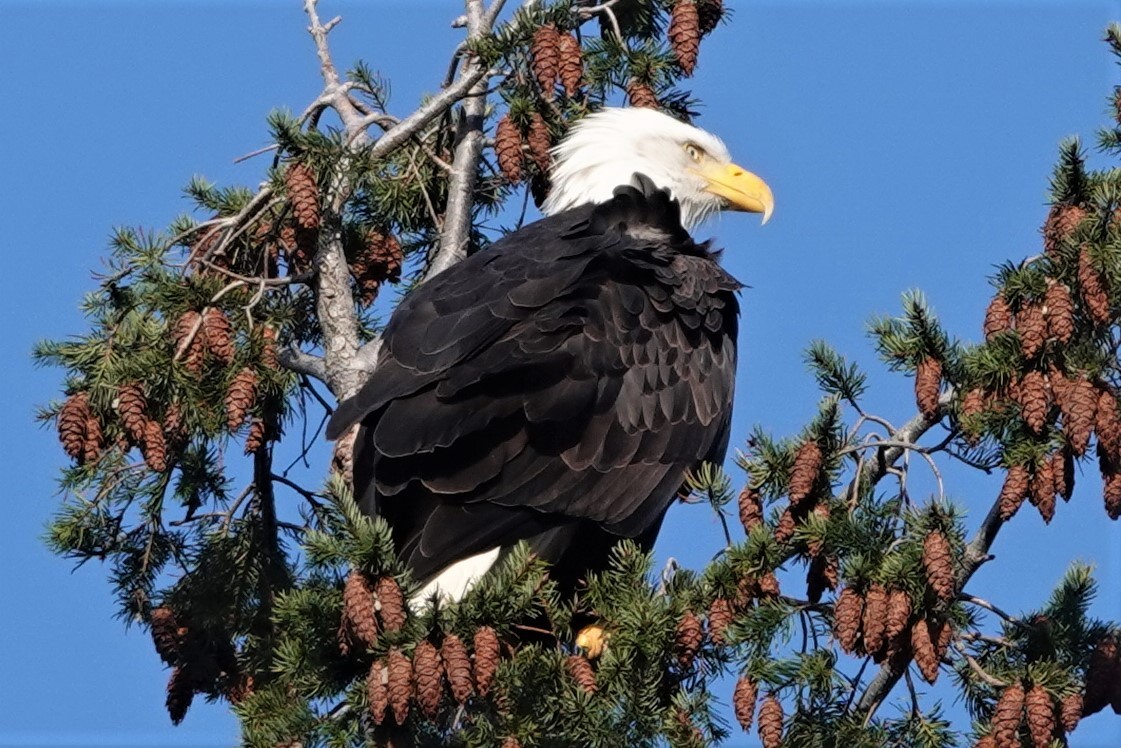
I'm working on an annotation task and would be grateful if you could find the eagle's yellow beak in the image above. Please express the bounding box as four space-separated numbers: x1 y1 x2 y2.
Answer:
698 162 774 224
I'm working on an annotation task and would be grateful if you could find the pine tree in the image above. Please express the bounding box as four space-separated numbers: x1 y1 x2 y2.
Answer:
35 2 1121 746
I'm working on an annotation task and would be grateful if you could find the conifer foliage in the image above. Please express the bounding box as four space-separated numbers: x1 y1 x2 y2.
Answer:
35 2 1121 746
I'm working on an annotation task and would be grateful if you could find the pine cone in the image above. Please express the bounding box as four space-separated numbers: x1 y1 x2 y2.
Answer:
414 640 444 717
915 356 943 420
992 681 1025 748
1059 691 1082 732
911 618 941 684
473 625 500 696
1079 245 1111 325
675 610 704 668
1084 633 1120 715
708 597 735 645
290 225 318 272
202 308 235 365
142 419 168 472
1017 302 1047 359
1098 386 1121 455
885 588 912 644
117 383 149 443
737 484 763 533
626 80 658 108
376 576 407 632
556 32 583 97
1024 684 1055 748
58 392 91 460
367 659 389 724
260 326 279 369
565 654 597 693
387 647 413 726
1102 448 1121 521
974 735 996 748
788 440 823 508
833 587 864 655
526 112 551 174
163 403 186 446
773 507 797 543
343 571 379 649
999 463 1031 520
668 1 701 76
756 694 784 748
923 530 956 604
732 674 757 731
365 230 403 284
1044 281 1076 343
166 665 194 725
960 387 987 444
81 410 103 463
1053 447 1074 501
501 737 521 748
697 0 724 35
757 570 781 599
150 606 182 666
806 553 838 604
495 115 524 184
244 419 267 455
174 311 206 373
441 634 474 704
1060 375 1098 455
933 618 954 664
285 162 320 230
1031 458 1056 524
530 24 560 97
1018 370 1050 434
1043 203 1086 255
983 293 1014 340
224 368 258 431
862 583 889 658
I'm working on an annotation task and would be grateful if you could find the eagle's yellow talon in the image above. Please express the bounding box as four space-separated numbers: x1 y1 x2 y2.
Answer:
575 624 609 659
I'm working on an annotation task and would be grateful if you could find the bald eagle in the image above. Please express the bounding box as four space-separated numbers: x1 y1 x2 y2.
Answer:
327 107 773 602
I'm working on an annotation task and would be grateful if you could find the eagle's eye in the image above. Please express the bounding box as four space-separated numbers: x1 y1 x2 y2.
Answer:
684 143 704 162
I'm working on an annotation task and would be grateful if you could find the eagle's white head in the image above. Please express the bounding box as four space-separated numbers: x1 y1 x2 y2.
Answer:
542 107 774 231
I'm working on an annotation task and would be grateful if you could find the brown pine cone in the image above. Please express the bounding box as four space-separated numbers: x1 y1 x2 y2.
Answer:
163 403 186 446
1017 302 1047 359
202 308 235 365
166 665 194 725
756 694 784 748
1052 447 1074 502
526 112 551 174
1044 281 1076 343
117 383 149 443
933 618 953 664
150 606 182 666
915 356 943 420
885 588 912 643
78 408 101 463
343 571 379 649
911 618 941 684
1024 684 1055 748
290 225 317 272
376 576 407 632
626 80 658 108
556 32 582 97
757 570 781 599
1102 448 1121 521
806 554 839 604
788 440 823 508
260 326 279 369
737 484 764 533
366 229 403 283
983 293 1014 340
530 24 561 98
473 625 500 696
668 1 701 76
708 597 735 645
1060 375 1098 455
1043 203 1086 255
58 392 92 460
368 659 389 724
142 419 168 472
565 654 597 693
441 634 474 704
992 681 1025 748
959 387 987 444
414 640 444 718
224 368 258 431
1079 245 1111 325
833 587 864 655
697 0 724 35
674 610 704 668
286 162 320 230
1018 370 1050 434
1031 458 1056 524
732 674 757 731
974 735 996 748
386 647 412 726
999 463 1031 520
862 583 889 658
1059 691 1082 732
1097 386 1121 455
244 419 267 455
923 531 955 604
773 507 797 543
174 311 206 373
1084 633 1120 715
495 115 524 184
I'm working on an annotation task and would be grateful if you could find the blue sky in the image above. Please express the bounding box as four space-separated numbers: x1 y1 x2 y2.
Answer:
3 1 1120 745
